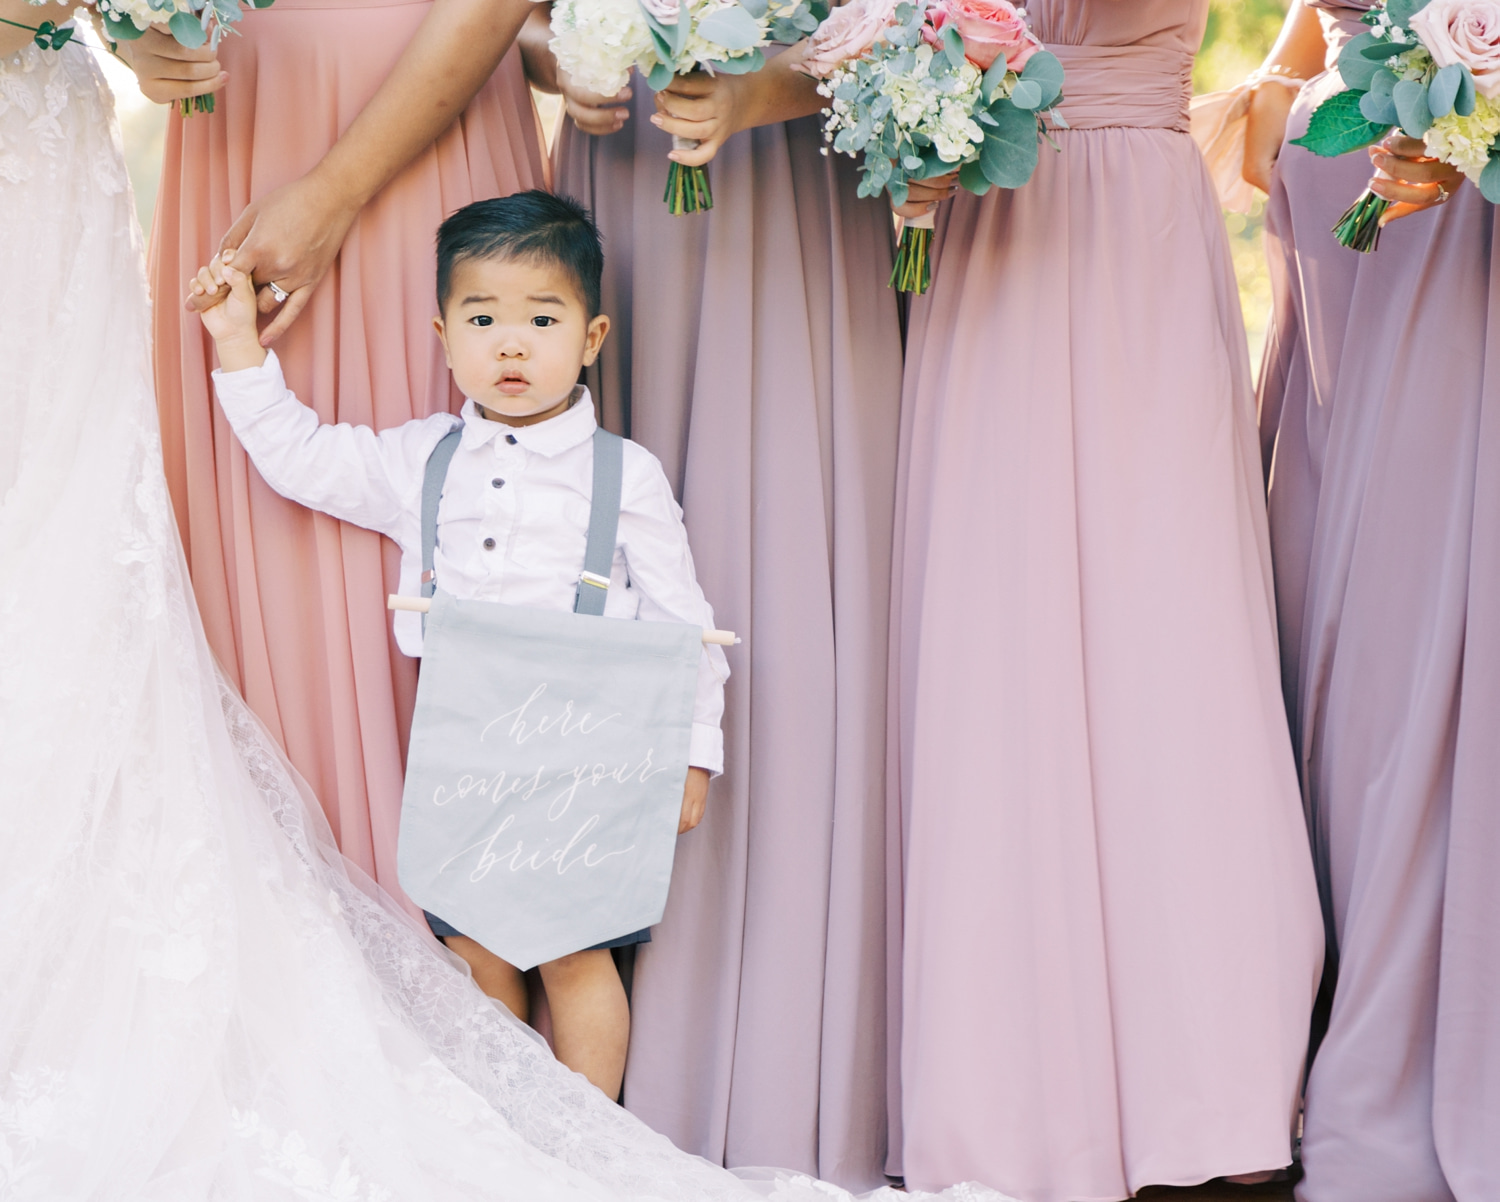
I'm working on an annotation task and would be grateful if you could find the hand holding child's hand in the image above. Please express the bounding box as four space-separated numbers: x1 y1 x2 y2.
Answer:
192 257 267 372
679 767 710 834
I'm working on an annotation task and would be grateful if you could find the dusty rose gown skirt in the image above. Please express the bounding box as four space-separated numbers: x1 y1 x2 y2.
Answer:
890 3 1324 1199
1261 9 1500 1201
554 90 903 1190
149 0 546 906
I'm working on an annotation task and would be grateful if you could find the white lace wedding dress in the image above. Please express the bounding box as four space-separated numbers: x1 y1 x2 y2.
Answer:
0 40 1013 1202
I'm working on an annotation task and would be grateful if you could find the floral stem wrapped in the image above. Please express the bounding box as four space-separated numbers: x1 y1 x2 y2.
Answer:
1291 0 1500 251
797 0 1064 292
551 0 827 213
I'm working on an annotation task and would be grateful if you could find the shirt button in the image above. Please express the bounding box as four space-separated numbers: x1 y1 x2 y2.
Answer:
491 477 505 489
483 538 496 550
505 434 518 445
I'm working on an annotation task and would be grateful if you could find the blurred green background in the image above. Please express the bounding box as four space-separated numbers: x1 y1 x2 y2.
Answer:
101 0 1292 367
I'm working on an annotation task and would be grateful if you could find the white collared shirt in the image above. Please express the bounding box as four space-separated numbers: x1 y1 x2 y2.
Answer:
212 352 728 772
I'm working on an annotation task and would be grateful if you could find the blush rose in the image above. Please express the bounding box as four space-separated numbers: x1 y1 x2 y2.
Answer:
929 0 1039 72
797 0 901 77
1412 0 1500 100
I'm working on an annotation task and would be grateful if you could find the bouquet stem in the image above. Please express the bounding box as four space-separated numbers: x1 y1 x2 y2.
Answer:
665 137 712 215
180 93 217 118
1333 188 1390 253
891 211 935 294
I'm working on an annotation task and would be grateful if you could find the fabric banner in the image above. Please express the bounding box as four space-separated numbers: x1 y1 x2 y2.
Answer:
399 592 700 969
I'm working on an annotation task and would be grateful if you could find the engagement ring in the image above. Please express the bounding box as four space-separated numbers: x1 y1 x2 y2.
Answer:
267 280 290 304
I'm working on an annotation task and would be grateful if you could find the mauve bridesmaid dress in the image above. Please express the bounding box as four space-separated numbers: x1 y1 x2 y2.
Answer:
149 0 546 910
1262 7 1500 1200
553 86 903 1189
890 2 1324 1199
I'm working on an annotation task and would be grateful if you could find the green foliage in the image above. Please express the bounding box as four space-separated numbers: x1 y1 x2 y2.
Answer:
1291 89 1391 156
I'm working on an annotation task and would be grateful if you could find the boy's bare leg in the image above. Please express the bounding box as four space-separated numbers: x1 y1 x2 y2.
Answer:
442 935 529 1022
538 948 629 1098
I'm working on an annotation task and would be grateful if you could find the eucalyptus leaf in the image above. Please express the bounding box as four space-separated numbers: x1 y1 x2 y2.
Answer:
1359 88 1399 126
647 60 675 91
1429 62 1462 117
1393 77 1433 136
169 9 208 46
101 13 145 39
959 157 992 195
792 10 818 31
980 53 1011 104
1481 155 1500 204
1336 31 1383 91
1009 79 1043 111
1456 65 1477 116
251 0 276 8
1369 67 1397 98
902 155 923 170
941 25 965 69
709 49 765 73
1360 40 1400 60
739 0 768 17
979 100 1039 188
1386 0 1431 26
888 180 909 207
697 3 760 49
1290 89 1391 157
1019 49 1064 109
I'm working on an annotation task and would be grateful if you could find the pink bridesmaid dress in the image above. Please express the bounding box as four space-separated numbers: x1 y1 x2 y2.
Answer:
149 0 546 906
553 89 904 1189
1262 6 1500 1200
890 2 1325 1198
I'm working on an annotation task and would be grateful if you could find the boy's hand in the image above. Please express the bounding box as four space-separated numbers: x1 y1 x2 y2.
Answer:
193 257 267 372
679 767 710 834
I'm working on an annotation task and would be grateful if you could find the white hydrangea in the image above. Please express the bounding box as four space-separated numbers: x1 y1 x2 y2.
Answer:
93 0 197 33
1425 91 1500 181
550 0 654 97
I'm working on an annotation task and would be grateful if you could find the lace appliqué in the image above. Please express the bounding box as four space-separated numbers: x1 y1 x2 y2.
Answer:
232 1111 394 1202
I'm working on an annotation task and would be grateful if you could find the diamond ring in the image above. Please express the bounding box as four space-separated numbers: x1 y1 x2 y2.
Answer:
267 281 290 304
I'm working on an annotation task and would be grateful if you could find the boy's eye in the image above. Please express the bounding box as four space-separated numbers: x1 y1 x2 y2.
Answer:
470 315 493 327
531 315 557 328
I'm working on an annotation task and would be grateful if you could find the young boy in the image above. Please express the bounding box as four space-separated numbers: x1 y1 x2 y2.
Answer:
194 191 728 1100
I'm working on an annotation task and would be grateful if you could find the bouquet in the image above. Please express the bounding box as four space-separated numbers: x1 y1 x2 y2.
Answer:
6 0 272 115
550 0 828 213
1292 0 1500 251
797 0 1063 292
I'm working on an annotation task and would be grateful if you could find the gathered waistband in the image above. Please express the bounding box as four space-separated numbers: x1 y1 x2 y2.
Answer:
1043 43 1192 133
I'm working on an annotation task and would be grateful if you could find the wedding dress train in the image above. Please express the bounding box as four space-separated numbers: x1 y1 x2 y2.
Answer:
0 42 1002 1202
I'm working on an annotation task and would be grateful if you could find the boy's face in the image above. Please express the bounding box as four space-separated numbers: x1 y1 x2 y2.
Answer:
433 255 610 426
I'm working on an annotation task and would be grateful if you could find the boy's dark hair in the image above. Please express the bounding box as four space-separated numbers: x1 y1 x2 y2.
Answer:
436 191 603 318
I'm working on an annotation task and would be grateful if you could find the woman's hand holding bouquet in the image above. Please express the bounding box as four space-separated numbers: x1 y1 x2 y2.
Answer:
795 0 1063 291
1293 0 1500 249
550 0 830 212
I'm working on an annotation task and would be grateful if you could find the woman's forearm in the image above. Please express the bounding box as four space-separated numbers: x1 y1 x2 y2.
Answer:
737 42 826 130
1260 0 1329 82
312 0 534 210
519 2 560 93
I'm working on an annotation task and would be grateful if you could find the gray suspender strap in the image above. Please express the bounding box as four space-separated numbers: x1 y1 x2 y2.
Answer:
420 428 463 628
575 428 624 616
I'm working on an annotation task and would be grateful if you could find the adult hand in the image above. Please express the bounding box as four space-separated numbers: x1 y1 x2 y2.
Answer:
893 171 959 221
1242 79 1298 194
678 767 710 834
651 70 752 165
184 170 360 346
1370 133 1463 226
113 25 226 107
561 69 632 137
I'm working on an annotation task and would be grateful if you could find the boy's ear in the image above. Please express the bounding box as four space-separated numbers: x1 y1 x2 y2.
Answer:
432 314 453 368
582 314 611 368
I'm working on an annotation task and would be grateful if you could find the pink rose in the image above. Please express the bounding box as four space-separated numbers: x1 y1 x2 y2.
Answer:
796 0 900 78
639 0 681 22
929 0 1039 72
1412 0 1500 99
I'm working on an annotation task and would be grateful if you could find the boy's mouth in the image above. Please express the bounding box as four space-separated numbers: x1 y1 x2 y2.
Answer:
496 368 530 396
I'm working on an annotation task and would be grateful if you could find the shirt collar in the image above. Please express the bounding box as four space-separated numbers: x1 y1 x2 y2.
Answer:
458 385 596 456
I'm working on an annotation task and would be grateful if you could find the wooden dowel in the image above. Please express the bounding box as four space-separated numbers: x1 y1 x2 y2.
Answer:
388 594 739 645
